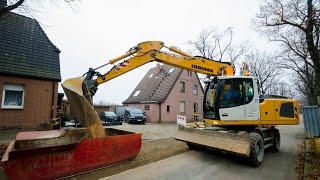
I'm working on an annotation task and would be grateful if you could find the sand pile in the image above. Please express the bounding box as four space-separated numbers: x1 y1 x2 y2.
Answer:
62 77 105 138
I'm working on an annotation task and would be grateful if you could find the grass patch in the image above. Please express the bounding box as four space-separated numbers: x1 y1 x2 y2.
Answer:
305 139 320 179
0 129 21 140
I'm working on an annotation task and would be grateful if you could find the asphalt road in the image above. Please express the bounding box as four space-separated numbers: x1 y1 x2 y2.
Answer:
104 122 304 180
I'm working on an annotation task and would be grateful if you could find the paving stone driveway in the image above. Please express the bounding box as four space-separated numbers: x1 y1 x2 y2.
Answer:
109 122 178 141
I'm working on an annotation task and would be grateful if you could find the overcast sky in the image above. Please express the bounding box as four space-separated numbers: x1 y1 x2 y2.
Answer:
31 0 275 105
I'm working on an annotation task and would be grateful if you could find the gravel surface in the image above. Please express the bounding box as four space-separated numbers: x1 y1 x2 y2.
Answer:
108 122 179 141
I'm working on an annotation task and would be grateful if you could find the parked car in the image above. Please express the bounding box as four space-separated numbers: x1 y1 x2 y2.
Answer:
99 111 122 126
61 116 82 128
124 108 146 124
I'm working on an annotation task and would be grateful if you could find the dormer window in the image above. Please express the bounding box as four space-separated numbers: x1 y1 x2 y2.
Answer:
133 90 141 96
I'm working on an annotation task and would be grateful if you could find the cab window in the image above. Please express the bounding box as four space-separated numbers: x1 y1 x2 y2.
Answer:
220 79 243 108
244 79 254 104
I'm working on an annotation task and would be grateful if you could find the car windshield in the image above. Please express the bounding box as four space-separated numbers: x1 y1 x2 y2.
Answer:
129 108 143 114
105 112 116 116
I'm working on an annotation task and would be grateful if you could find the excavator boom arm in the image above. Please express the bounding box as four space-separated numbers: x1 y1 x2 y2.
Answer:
88 41 234 94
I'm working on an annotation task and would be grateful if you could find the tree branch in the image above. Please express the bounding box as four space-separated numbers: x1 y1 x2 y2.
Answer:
0 0 25 16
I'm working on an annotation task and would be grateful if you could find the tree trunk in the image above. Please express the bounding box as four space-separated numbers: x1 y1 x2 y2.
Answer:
305 0 320 105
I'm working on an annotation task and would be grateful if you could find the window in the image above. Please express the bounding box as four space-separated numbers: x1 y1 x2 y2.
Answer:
193 85 198 95
193 103 198 113
187 71 192 76
280 102 294 118
244 79 254 104
179 101 185 113
2 84 25 109
167 105 170 112
145 105 150 110
219 79 244 108
180 81 185 93
204 81 217 119
133 90 141 96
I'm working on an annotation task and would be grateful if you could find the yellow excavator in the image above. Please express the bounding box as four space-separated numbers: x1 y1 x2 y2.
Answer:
67 41 300 167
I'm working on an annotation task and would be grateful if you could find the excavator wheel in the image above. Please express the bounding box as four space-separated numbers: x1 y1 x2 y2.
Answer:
187 143 202 150
248 132 264 167
270 129 280 152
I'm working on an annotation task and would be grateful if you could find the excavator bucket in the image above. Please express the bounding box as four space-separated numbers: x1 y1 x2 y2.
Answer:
175 126 251 156
62 76 105 138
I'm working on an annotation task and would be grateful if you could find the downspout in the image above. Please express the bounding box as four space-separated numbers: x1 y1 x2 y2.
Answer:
159 103 161 123
51 81 56 119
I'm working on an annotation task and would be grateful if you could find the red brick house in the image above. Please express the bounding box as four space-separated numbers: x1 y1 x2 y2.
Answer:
60 100 119 118
0 12 61 130
123 64 204 123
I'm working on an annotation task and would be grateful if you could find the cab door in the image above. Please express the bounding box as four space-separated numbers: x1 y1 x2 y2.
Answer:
243 78 260 120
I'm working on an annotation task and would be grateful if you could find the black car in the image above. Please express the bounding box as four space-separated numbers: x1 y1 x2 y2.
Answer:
99 111 122 126
124 108 146 124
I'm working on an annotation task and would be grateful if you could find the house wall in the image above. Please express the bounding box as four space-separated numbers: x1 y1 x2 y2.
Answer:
125 103 160 123
94 106 116 114
0 75 59 130
161 70 204 122
60 102 119 119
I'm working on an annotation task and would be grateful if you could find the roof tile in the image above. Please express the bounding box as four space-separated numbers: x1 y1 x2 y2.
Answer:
0 12 61 81
123 64 182 104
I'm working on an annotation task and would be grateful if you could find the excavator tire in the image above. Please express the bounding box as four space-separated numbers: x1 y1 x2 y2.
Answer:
187 143 202 150
248 132 264 167
270 129 280 152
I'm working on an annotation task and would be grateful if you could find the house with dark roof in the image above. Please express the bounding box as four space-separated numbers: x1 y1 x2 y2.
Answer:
123 64 204 123
0 9 61 129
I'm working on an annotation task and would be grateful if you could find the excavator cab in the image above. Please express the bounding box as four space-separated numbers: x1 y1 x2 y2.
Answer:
203 76 260 124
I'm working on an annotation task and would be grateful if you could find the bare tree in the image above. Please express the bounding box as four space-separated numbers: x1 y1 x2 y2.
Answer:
188 27 248 63
0 0 24 16
0 0 77 17
268 81 296 98
95 100 120 106
96 100 108 106
254 0 320 105
245 50 282 95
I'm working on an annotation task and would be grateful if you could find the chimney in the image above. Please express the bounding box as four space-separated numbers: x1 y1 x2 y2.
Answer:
0 0 6 8
155 63 161 75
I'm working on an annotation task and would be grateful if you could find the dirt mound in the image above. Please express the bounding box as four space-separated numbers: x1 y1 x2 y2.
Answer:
0 144 8 158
